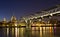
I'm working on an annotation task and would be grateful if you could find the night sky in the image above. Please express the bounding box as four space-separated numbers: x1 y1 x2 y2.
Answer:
0 0 60 21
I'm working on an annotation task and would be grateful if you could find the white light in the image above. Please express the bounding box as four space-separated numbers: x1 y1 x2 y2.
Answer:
7 28 9 37
35 17 37 19
41 16 43 18
50 14 53 16
39 19 41 21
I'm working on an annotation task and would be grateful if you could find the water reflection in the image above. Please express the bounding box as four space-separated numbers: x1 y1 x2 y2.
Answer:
0 27 60 37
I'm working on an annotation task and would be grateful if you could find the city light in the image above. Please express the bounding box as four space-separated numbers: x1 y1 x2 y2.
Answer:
0 4 60 37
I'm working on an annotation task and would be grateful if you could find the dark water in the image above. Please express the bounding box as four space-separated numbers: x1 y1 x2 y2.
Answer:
0 27 60 37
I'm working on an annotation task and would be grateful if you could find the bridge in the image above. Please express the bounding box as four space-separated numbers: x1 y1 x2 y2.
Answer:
0 5 60 37
22 5 60 20
0 5 60 28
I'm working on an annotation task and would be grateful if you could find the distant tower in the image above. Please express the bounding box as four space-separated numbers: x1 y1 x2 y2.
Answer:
3 18 6 21
3 17 7 23
11 16 17 23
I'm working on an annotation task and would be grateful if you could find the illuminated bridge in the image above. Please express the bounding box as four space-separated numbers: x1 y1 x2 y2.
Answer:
0 5 60 37
20 5 60 27
0 5 60 28
0 5 60 27
23 5 60 20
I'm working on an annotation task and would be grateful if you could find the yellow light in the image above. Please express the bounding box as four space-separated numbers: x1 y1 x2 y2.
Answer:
15 24 18 37
50 27 52 33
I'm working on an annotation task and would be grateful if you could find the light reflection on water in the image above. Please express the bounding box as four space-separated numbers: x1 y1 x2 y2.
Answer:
0 27 60 37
